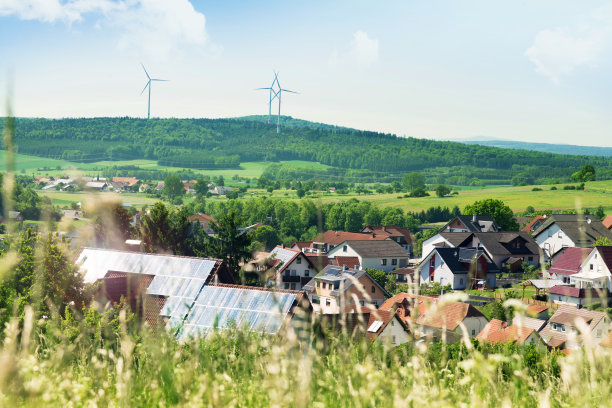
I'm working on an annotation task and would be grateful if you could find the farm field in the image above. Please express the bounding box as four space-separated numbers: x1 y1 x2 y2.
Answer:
0 150 330 180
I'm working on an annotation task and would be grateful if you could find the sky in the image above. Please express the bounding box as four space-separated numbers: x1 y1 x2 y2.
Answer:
1 0 612 147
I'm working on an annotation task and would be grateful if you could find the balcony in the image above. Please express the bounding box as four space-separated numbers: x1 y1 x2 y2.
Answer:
282 275 301 283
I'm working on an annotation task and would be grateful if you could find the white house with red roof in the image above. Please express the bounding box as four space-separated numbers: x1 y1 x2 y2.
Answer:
547 247 593 283
187 213 217 235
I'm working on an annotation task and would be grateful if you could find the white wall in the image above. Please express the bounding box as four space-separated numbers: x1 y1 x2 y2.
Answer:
378 316 411 346
275 253 315 291
421 235 449 261
536 224 575 261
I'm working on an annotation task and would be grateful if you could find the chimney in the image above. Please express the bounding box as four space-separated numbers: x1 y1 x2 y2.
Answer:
472 214 477 223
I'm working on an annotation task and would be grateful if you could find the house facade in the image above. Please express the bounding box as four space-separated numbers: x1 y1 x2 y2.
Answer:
422 232 540 270
547 247 593 283
539 305 609 349
476 319 545 346
327 240 409 273
417 247 498 290
304 266 389 314
267 246 318 291
360 225 415 256
187 213 217 235
532 214 612 263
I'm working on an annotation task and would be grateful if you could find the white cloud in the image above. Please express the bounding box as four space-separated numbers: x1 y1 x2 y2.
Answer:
330 30 379 68
525 6 612 83
0 0 208 58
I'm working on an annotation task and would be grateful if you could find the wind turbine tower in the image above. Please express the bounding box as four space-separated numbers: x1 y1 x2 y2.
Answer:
140 64 168 119
256 71 298 133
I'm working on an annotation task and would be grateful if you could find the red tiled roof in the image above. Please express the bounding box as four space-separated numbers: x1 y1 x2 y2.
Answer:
415 302 485 331
334 256 360 269
476 319 536 344
314 230 389 245
112 177 139 186
549 285 607 299
187 213 217 223
603 215 612 230
548 247 593 276
526 305 549 315
522 215 547 233
362 225 416 244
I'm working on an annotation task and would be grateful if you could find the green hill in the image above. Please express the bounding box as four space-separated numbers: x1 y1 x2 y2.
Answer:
2 116 611 185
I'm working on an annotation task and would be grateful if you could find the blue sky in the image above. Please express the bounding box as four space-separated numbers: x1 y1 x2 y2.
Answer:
1 0 612 146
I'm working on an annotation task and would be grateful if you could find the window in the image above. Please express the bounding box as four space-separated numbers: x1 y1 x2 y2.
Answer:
391 319 395 326
528 256 533 262
558 231 562 238
471 329 475 336
371 286 376 294
284 283 289 289
430 275 434 282
296 257 301 264
460 278 464 285
392 258 397 266
322 283 326 289
359 300 365 306
590 264 594 270
317 281 320 288
381 259 387 266
305 269 310 277
326 298 331 306
290 283 296 290
343 245 347 252
391 336 396 345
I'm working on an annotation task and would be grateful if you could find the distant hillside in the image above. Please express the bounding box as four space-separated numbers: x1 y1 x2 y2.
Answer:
463 140 612 157
2 116 612 185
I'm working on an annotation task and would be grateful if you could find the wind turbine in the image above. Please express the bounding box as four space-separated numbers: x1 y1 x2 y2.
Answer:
140 64 168 119
256 71 298 133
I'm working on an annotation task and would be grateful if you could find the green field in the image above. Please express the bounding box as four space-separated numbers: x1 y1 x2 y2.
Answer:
0 150 330 181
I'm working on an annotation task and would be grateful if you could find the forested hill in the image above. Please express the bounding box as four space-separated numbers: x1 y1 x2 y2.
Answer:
2 116 612 184
463 139 612 157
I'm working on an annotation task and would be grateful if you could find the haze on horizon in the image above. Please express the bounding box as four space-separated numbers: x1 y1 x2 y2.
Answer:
1 0 612 148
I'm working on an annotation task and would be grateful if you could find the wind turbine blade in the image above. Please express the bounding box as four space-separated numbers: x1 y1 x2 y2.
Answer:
141 63 150 79
256 87 272 90
152 79 169 82
281 89 299 94
140 81 150 95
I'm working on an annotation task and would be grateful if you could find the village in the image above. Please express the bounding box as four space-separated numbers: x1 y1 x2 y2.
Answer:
65 198 612 351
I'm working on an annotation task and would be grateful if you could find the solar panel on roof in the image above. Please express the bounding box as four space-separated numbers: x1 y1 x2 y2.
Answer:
178 286 297 341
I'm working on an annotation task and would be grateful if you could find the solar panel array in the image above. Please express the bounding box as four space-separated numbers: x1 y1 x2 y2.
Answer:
269 247 298 267
178 285 297 341
76 248 217 324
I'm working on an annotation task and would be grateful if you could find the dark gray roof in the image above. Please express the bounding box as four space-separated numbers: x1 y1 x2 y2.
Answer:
438 231 539 256
431 247 499 274
342 240 410 258
443 215 500 232
532 214 612 246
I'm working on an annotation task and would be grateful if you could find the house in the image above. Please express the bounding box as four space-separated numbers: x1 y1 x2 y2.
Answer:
603 215 612 230
318 307 411 347
209 186 233 195
511 314 548 332
312 230 390 253
303 265 389 314
539 305 610 349
331 256 361 269
304 253 330 270
532 214 612 263
525 304 550 320
546 246 612 307
547 247 593 283
183 180 196 194
155 181 165 191
85 181 108 191
417 247 499 290
327 240 410 273
112 176 139 187
187 213 217 235
422 232 540 270
360 225 415 256
365 309 411 346
266 246 319 291
440 214 500 233
9 211 23 222
378 293 488 342
522 215 548 234
76 248 235 332
476 319 545 346
178 284 311 341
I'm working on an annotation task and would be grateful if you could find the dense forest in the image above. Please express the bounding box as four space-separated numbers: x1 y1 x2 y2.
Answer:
3 116 612 185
